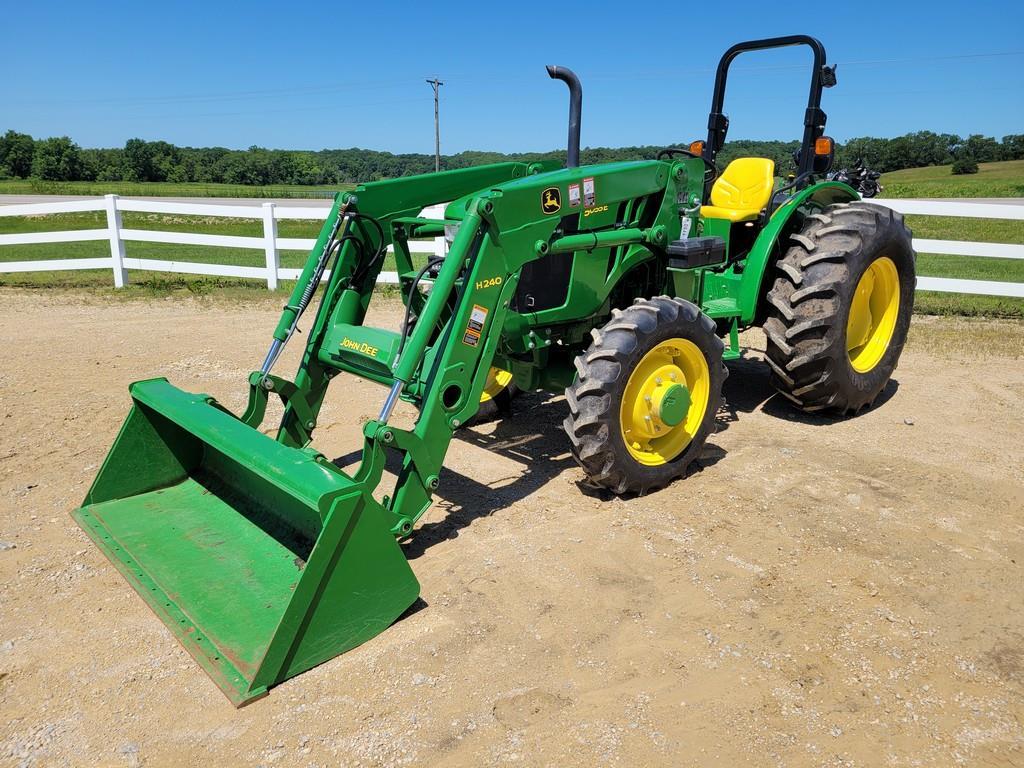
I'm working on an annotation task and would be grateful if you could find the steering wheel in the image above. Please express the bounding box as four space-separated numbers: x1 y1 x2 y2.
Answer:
656 147 719 184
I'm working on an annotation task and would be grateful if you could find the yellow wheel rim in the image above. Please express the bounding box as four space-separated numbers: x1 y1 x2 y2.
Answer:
480 367 514 403
846 256 900 373
618 338 710 467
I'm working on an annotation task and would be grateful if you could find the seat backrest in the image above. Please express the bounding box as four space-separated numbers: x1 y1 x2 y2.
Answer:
709 158 776 212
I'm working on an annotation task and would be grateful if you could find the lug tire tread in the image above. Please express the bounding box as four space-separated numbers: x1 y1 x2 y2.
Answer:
763 201 916 413
564 297 725 495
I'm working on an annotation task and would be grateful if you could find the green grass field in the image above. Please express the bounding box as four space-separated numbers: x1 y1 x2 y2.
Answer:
881 159 1024 199
909 214 1024 318
887 160 1024 316
0 178 349 199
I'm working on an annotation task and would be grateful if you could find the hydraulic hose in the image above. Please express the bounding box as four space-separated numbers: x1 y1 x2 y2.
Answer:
377 255 446 424
378 209 483 424
395 256 447 362
259 198 353 378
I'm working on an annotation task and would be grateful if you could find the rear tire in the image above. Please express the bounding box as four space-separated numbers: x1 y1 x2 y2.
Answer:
763 201 915 413
564 297 725 495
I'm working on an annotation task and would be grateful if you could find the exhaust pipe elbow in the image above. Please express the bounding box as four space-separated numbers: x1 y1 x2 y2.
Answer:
546 65 582 168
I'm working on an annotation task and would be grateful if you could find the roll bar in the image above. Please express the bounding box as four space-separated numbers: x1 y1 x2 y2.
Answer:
703 35 837 179
546 65 582 168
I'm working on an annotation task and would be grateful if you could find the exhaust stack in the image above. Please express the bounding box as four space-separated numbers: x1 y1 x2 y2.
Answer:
546 65 582 168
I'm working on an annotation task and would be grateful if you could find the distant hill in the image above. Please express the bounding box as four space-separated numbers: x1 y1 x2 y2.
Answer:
881 160 1024 198
2 129 1022 187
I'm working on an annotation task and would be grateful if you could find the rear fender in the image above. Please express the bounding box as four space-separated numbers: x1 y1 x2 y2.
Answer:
737 181 859 325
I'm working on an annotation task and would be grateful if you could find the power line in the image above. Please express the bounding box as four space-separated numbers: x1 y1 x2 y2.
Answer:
838 50 1024 67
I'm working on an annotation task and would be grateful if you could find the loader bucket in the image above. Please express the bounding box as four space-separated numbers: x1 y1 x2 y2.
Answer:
72 378 419 706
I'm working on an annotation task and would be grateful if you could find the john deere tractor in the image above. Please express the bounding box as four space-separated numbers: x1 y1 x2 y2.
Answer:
73 35 915 705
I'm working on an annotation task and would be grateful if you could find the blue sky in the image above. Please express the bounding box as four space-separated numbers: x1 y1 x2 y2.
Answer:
3 0 1022 153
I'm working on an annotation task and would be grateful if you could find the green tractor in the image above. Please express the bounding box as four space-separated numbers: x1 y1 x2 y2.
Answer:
73 35 915 705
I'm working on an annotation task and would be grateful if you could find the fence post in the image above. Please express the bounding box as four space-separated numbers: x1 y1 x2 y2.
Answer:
104 194 128 288
262 202 279 290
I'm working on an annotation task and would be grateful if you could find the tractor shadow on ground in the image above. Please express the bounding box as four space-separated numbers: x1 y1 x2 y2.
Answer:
410 390 729 550
423 388 737 551
405 390 577 559
332 390 578 560
396 596 430 623
718 353 900 430
335 351 898 559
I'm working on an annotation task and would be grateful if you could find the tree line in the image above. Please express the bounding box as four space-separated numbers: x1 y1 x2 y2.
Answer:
1 129 1021 186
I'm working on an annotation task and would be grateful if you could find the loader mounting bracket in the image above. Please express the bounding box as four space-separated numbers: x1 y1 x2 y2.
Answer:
358 420 440 538
240 371 318 443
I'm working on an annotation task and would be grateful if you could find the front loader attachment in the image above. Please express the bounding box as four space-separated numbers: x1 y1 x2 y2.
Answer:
70 162 552 704
72 378 419 706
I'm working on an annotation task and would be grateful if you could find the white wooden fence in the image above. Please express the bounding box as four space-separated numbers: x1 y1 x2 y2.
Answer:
0 195 445 289
0 195 1021 298
868 199 1023 298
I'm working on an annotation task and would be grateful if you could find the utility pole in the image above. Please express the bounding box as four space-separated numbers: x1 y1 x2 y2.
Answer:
426 77 443 172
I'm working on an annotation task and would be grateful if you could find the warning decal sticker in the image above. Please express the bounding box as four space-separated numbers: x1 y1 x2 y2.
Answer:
583 176 596 207
568 182 581 207
463 304 488 347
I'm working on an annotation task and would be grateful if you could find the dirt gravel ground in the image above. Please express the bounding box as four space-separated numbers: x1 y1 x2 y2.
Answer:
0 291 1022 767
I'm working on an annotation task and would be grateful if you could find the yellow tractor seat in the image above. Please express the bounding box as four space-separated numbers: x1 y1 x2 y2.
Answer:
701 157 776 222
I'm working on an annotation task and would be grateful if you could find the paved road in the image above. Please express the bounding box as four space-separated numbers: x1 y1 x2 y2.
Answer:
0 194 334 207
2 194 1022 207
921 197 1024 205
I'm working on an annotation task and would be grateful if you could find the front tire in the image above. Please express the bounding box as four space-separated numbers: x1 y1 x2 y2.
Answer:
472 367 519 423
764 201 915 413
564 297 725 494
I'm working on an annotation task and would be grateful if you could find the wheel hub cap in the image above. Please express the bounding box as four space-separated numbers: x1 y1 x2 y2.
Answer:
619 339 710 466
847 256 900 373
656 383 691 427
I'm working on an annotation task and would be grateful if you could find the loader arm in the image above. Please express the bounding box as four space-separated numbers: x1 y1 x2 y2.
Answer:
269 158 685 537
70 162 559 706
267 162 548 447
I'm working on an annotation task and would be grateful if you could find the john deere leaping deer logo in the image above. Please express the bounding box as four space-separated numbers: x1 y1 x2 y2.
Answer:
541 187 561 214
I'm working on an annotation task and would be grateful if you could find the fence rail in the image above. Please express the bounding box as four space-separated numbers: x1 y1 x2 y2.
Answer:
866 199 1023 297
0 194 440 289
0 194 1021 298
